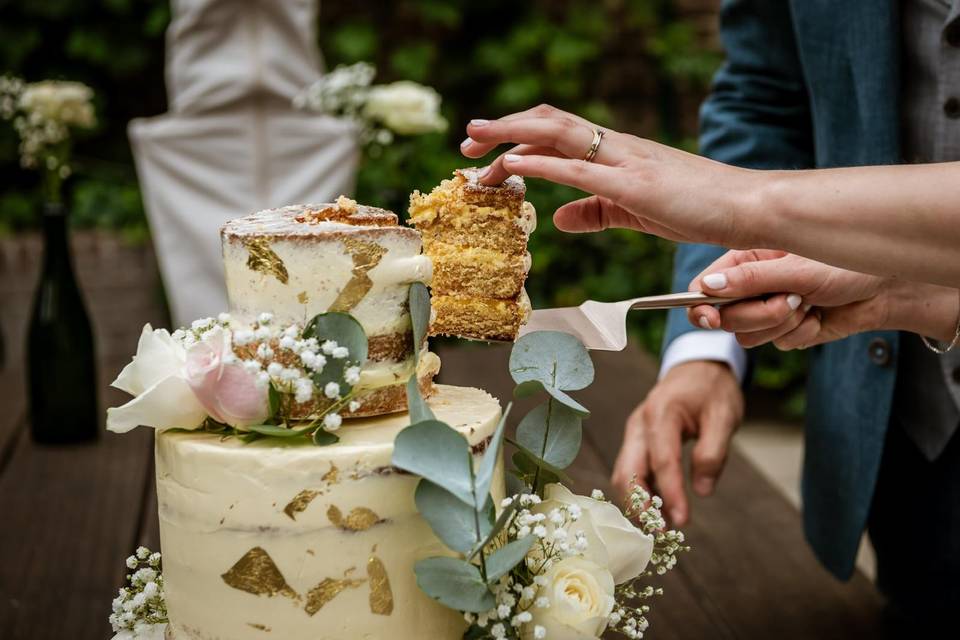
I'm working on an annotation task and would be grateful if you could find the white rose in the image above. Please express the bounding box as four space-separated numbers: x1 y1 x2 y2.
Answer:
19 80 95 128
363 81 447 135
526 556 615 640
106 325 207 433
538 484 654 584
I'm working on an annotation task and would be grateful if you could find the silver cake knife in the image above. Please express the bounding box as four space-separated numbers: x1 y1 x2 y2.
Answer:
518 291 752 351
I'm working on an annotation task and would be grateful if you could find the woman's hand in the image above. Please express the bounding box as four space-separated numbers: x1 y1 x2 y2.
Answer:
687 250 892 350
460 104 761 248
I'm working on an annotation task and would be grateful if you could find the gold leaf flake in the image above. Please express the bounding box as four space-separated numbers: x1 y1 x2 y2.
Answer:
245 237 289 284
328 238 386 312
322 463 339 485
247 623 271 632
327 505 383 532
367 555 394 615
283 489 320 521
221 547 298 599
297 290 309 304
304 576 365 616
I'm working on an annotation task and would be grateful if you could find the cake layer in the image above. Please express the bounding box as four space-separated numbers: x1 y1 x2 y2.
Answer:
425 240 530 299
430 292 531 342
157 385 505 640
222 201 432 336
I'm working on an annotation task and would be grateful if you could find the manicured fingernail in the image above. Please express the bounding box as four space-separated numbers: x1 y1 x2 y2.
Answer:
802 304 812 313
694 476 715 495
787 294 803 310
504 153 522 163
702 273 727 290
460 137 474 150
670 508 684 524
698 316 711 330
470 119 490 127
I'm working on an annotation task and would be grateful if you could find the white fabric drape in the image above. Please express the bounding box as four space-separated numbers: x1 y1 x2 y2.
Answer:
130 0 359 325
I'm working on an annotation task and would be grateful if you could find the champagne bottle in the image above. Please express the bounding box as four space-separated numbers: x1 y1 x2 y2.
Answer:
28 202 98 444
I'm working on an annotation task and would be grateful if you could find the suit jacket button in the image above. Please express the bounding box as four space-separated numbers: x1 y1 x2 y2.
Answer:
868 338 892 366
947 22 960 48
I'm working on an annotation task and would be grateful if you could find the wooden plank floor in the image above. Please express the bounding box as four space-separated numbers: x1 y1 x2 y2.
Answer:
0 233 887 639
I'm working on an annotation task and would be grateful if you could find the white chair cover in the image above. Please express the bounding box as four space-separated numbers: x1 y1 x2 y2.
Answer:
129 0 359 325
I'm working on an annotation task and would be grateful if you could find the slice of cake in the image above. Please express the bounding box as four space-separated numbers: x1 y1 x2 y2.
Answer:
221 197 439 417
408 168 535 341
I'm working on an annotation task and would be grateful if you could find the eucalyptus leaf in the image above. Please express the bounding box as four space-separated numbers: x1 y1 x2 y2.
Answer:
312 429 340 446
414 557 495 613
467 499 518 561
416 480 493 554
268 383 281 418
516 400 582 469
304 312 368 395
393 420 474 506
405 376 436 423
240 432 264 444
512 378 590 417
473 403 511 509
485 537 535 584
505 473 528 498
245 423 308 438
511 448 568 486
408 282 431 359
509 330 594 391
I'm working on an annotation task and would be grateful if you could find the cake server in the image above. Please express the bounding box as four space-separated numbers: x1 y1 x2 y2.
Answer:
518 291 751 351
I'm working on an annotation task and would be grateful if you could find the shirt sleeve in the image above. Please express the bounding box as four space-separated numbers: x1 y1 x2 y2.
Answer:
659 330 748 383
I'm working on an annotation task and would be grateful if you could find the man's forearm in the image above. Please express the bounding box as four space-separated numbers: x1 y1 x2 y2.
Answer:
747 163 960 287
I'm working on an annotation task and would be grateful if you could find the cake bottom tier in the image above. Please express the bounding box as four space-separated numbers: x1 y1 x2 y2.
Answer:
156 385 504 640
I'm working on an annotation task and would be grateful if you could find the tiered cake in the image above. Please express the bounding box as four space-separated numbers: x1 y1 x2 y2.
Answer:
156 198 506 639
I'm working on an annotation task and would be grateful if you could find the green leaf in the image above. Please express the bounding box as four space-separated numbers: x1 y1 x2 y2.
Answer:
510 447 570 486
268 383 281 418
408 282 431 360
240 432 264 444
303 312 368 395
467 499 518 561
414 557 495 613
473 403 511 509
416 480 493 554
509 330 594 391
312 429 340 446
405 373 435 423
485 537 535 584
393 421 474 506
512 379 590 417
516 400 582 469
245 423 307 438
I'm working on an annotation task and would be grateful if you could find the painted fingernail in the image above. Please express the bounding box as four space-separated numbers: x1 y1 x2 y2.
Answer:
470 119 490 127
787 294 803 310
699 316 711 330
460 137 474 151
670 508 684 524
504 153 522 163
694 476 715 496
702 273 727 290
802 303 812 313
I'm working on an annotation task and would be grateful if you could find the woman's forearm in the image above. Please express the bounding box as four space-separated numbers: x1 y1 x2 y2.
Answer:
750 163 960 288
882 279 960 341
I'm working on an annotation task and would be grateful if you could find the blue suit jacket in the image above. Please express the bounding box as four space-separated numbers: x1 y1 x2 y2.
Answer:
665 0 901 580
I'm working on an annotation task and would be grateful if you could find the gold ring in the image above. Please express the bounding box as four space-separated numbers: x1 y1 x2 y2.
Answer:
583 128 604 162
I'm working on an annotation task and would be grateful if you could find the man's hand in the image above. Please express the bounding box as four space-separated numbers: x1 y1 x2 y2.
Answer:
611 360 744 526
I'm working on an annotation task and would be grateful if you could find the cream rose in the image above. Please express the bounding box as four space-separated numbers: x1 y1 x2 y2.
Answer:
363 81 447 135
527 556 615 640
539 484 654 584
106 325 208 433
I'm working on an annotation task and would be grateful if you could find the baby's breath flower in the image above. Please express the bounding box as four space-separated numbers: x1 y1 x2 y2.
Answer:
496 604 511 619
258 312 273 324
490 622 506 639
324 382 340 399
591 489 605 500
217 312 231 323
321 340 338 355
294 379 314 404
533 625 547 639
348 400 361 412
332 346 349 359
242 359 261 374
344 366 361 384
267 362 283 377
323 413 342 430
256 343 274 359
233 329 254 346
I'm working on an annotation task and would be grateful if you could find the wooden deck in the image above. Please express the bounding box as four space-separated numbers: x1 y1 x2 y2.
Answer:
0 233 889 639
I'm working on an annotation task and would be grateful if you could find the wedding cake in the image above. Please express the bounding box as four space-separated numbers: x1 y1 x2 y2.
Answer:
153 198 506 639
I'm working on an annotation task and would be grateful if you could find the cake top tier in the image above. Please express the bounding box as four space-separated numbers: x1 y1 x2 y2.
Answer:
452 168 525 210
222 197 412 239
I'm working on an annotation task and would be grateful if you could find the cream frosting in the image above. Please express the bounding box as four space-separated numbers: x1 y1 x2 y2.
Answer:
158 385 504 640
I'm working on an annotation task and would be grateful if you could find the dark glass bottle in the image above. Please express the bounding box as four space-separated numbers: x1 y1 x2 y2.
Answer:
28 202 98 444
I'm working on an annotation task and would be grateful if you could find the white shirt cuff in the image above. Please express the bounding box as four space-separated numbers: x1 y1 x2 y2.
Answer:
659 330 748 383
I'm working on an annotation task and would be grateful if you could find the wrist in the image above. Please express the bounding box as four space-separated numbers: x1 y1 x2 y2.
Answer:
881 279 959 340
730 169 789 250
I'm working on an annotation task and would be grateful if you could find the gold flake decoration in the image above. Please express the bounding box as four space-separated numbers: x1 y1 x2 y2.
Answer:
303 576 366 616
244 237 289 284
367 555 394 615
297 290 309 304
327 505 383 532
283 489 320 521
321 463 339 485
328 238 386 312
247 623 271 632
221 547 298 599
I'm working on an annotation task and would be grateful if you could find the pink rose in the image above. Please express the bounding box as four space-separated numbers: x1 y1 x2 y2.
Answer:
185 327 268 428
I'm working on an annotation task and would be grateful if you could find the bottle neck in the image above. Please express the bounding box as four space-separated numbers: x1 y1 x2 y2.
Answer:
41 202 71 272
